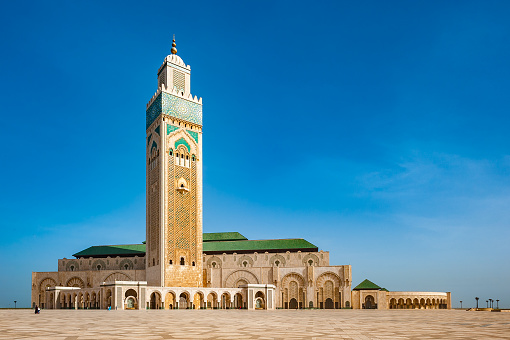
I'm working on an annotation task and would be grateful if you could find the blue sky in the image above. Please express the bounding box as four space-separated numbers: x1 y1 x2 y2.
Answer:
1 0 509 308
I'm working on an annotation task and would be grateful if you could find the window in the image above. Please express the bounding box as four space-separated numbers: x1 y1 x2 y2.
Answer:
180 257 185 265
308 259 313 266
153 258 155 266
212 262 216 268
124 264 129 270
70 265 74 271
275 260 280 267
192 261 195 266
243 261 247 267
97 265 101 271
169 260 172 265
169 149 173 156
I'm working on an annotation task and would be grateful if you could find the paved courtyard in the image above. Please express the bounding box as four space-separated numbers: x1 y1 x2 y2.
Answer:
1 309 509 340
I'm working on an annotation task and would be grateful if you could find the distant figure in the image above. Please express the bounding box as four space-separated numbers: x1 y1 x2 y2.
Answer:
108 306 111 311
34 305 40 314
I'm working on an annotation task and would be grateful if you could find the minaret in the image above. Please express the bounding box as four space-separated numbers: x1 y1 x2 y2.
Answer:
145 37 203 287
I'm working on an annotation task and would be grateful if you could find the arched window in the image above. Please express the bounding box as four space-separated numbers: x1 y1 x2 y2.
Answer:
70 266 74 271
180 257 185 265
192 261 195 266
169 260 172 265
212 262 216 268
97 265 101 271
243 261 247 267
152 258 155 266
169 149 173 156
124 264 129 270
308 259 313 266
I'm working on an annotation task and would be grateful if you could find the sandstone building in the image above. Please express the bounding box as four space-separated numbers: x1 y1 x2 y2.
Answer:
31 39 451 311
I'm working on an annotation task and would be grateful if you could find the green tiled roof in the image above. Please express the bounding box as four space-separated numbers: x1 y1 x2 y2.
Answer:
353 279 382 291
73 234 318 258
203 232 247 242
73 244 146 258
203 238 317 254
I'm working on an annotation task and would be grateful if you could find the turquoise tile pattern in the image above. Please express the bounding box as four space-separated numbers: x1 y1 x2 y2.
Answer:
187 130 199 143
175 137 190 152
146 93 162 129
146 92 202 130
167 125 179 135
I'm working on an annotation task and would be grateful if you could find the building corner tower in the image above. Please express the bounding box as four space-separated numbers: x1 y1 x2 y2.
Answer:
145 38 203 287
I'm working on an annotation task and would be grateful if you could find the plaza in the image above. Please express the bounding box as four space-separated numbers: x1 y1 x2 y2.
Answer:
1 309 509 339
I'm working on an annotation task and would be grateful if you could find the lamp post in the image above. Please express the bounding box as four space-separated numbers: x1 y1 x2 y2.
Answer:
14 301 17 309
460 301 462 309
475 297 479 309
490 299 493 308
486 300 489 308
496 300 499 309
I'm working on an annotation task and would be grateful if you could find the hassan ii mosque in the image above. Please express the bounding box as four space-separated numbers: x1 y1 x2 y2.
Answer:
32 39 452 311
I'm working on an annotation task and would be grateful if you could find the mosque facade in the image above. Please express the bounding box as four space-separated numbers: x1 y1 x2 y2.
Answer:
31 40 451 311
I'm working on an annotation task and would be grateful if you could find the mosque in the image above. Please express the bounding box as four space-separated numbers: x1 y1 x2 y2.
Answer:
31 39 451 311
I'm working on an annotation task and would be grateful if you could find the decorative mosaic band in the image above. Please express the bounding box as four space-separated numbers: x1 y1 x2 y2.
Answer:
146 92 203 129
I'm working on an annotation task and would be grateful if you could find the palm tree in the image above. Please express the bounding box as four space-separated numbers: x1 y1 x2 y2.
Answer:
475 297 479 309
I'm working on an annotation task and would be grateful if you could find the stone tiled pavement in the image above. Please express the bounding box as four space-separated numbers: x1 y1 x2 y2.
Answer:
1 309 509 340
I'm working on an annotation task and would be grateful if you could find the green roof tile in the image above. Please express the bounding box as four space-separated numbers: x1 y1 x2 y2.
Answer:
73 234 318 258
203 232 248 242
73 244 146 258
353 279 382 291
203 238 317 254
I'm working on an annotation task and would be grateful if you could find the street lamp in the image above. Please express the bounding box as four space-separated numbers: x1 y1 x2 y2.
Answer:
490 299 493 308
475 297 479 309
460 301 462 309
486 300 489 308
496 300 499 309
14 301 17 309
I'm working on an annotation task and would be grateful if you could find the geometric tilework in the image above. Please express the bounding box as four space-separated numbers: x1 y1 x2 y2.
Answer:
162 92 202 126
155 125 160 135
186 130 198 143
147 92 202 130
175 137 190 152
147 133 152 146
167 125 179 135
146 93 162 129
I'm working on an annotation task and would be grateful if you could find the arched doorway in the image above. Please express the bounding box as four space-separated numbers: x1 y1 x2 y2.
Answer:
221 292 231 309
179 292 189 309
150 291 162 309
325 298 334 309
364 295 375 309
193 292 204 309
126 297 136 309
289 298 298 309
234 293 243 309
207 292 218 309
255 291 265 309
165 292 175 309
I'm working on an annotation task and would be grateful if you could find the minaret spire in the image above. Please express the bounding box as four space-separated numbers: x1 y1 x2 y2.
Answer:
171 34 177 55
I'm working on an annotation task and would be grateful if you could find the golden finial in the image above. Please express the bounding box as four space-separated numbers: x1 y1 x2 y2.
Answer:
171 34 177 55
